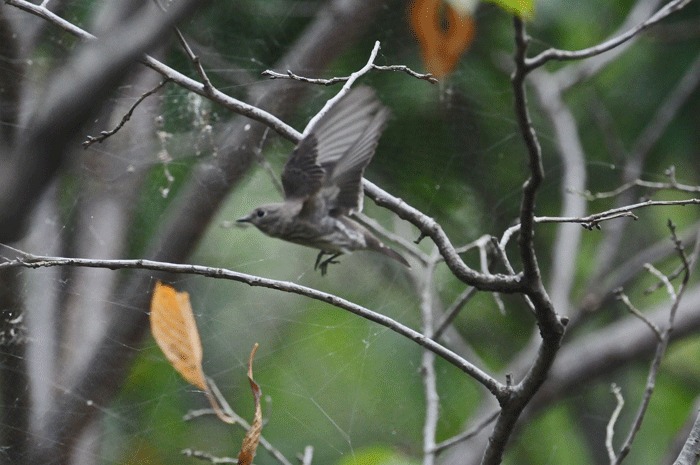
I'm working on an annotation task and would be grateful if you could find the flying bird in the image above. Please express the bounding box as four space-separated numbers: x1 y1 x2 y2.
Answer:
237 87 410 275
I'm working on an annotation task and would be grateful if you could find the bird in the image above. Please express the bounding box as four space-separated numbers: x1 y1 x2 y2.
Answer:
237 86 410 275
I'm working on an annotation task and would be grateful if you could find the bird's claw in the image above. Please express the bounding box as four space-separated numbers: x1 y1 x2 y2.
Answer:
314 251 341 276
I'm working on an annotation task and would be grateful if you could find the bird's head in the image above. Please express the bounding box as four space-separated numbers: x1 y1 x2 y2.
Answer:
237 203 288 237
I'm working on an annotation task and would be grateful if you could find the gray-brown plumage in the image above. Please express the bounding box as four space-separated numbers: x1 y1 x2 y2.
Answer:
237 87 409 275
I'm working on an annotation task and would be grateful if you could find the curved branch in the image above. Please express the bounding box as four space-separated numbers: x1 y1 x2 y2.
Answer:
363 180 524 293
0 248 507 399
525 0 693 72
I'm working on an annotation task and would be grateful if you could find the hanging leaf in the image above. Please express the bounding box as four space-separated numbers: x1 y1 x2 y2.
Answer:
149 281 207 391
237 343 262 465
408 0 477 78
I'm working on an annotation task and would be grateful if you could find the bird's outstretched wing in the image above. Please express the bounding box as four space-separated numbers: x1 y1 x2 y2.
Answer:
281 87 389 214
281 134 325 201
326 103 388 215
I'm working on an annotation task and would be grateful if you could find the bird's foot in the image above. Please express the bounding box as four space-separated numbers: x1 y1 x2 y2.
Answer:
314 251 341 276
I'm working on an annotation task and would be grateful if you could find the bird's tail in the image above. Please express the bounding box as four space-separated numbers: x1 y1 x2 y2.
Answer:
367 237 410 268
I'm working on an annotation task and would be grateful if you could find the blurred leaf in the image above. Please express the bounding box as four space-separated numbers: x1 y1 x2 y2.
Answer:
336 444 419 465
484 0 534 18
408 0 476 78
149 281 207 391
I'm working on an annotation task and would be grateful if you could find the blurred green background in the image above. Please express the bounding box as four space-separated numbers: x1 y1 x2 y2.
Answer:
18 0 700 463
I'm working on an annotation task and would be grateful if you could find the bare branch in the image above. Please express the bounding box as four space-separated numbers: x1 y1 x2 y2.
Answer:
262 69 348 85
354 212 429 266
613 225 700 464
525 0 693 71
477 17 567 465
615 288 662 339
429 410 500 454
262 64 438 85
184 378 294 465
582 166 700 200
82 79 169 148
181 449 236 464
644 262 684 294
363 179 524 293
432 286 477 340
644 263 677 300
371 64 438 83
0 245 507 399
512 17 545 288
302 41 381 136
606 384 625 464
537 198 700 228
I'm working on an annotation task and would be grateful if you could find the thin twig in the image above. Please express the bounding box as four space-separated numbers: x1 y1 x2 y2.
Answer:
363 179 524 293
181 449 236 464
525 0 693 71
429 410 500 454
431 286 477 340
644 263 677 300
261 64 437 85
644 262 684 294
299 446 314 465
184 378 294 465
0 245 508 400
579 167 700 200
83 79 169 148
354 212 429 266
371 64 438 83
153 0 215 92
250 127 285 197
613 223 700 464
606 384 625 464
262 70 347 85
302 41 381 136
499 199 700 251
614 288 662 339
541 199 699 227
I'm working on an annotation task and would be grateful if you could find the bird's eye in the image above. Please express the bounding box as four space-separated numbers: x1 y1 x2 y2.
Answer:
256 209 265 218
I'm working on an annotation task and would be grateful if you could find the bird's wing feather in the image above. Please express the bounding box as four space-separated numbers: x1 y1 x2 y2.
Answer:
281 135 325 200
282 87 389 212
312 88 382 167
327 106 389 214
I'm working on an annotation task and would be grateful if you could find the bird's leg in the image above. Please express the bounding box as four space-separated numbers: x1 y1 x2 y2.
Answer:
314 251 342 276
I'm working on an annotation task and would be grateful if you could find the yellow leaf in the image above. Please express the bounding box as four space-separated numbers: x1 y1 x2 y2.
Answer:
149 281 207 391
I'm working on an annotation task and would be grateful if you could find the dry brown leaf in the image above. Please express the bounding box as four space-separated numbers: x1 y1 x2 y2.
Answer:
238 343 262 465
149 281 207 391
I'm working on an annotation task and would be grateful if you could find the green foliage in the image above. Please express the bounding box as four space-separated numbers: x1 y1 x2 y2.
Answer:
484 0 535 18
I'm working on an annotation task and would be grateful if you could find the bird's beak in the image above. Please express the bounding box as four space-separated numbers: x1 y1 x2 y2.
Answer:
236 214 253 224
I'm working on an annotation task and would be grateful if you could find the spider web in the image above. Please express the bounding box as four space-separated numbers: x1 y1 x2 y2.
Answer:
3 1 700 464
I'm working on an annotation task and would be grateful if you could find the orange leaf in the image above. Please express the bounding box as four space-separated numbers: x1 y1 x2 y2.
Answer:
149 281 207 391
408 0 476 78
238 344 262 465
